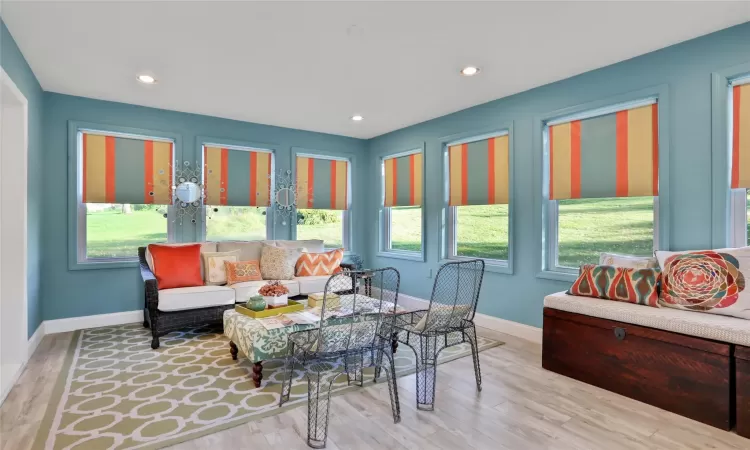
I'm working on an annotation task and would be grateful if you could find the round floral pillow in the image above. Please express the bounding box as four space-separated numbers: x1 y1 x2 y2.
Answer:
660 250 746 315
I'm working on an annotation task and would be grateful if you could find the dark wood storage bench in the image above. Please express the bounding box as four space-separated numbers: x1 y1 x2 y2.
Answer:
542 295 750 438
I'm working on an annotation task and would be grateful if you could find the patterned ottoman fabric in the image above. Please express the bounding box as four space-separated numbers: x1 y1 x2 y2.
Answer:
223 295 404 362
223 309 315 362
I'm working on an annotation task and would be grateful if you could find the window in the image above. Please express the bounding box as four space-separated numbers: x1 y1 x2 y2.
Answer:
449 204 509 260
76 131 173 264
206 206 268 241
295 154 351 250
383 206 422 253
381 150 423 257
297 209 346 249
202 144 273 241
729 77 750 247
543 98 660 273
445 132 511 267
548 197 656 269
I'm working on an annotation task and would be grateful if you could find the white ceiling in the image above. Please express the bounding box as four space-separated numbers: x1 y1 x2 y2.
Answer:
3 1 750 139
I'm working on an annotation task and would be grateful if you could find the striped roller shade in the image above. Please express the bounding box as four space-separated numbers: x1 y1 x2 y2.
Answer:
81 133 173 204
296 156 349 210
383 152 423 207
448 135 509 206
548 103 659 200
203 146 272 206
732 83 750 189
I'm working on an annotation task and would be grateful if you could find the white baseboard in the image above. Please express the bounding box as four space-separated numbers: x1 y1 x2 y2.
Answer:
27 322 44 360
396 292 542 344
44 310 144 335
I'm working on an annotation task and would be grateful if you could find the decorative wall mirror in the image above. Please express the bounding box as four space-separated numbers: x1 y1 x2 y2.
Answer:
169 161 205 224
271 169 308 225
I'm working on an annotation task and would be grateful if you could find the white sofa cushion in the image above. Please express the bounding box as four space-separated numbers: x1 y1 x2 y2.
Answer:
544 291 750 347
296 276 331 294
295 275 354 295
231 279 300 302
216 241 273 261
146 242 217 279
158 285 235 312
275 239 325 253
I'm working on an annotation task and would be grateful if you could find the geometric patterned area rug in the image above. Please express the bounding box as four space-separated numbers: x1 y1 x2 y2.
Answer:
32 323 502 450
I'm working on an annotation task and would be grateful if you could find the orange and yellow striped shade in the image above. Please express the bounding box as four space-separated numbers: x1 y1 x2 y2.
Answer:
548 103 658 200
203 146 272 206
448 135 509 206
732 84 750 189
383 153 423 207
81 133 173 204
296 156 349 210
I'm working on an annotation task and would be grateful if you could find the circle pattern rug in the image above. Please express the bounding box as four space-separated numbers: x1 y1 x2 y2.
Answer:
32 323 502 450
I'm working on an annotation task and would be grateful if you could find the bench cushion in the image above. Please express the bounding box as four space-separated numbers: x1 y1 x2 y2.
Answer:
544 291 750 346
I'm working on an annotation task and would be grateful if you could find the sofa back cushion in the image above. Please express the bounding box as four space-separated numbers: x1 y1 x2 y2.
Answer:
148 244 204 290
275 239 325 253
216 241 274 261
657 247 750 319
146 242 217 279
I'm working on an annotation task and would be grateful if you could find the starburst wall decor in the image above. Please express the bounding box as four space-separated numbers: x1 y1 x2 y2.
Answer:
163 161 205 225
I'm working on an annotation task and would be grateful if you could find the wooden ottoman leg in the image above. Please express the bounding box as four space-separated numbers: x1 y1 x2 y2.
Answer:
229 341 238 360
252 361 263 388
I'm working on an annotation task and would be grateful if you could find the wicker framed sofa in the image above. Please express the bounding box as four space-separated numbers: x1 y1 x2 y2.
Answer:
543 291 750 438
139 239 353 349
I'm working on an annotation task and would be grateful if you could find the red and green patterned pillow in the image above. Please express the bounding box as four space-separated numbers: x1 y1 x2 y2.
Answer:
567 264 661 308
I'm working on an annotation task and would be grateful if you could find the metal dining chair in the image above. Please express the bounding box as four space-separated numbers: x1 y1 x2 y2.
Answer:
393 259 485 411
278 268 401 448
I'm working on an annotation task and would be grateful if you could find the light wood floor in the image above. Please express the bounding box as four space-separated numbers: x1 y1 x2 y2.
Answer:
1 328 748 450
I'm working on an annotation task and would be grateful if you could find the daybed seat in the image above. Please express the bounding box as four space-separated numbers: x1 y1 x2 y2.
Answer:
543 291 750 438
544 291 750 346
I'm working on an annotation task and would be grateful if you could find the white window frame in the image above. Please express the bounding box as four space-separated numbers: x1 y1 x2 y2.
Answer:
76 129 176 265
728 76 750 248
293 152 352 251
378 148 424 261
199 142 275 241
542 97 660 274
444 130 512 271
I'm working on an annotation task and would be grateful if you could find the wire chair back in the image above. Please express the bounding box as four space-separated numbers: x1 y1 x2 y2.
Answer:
422 259 485 333
313 268 400 354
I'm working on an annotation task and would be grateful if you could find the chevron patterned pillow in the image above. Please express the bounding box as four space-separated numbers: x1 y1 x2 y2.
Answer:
295 248 344 277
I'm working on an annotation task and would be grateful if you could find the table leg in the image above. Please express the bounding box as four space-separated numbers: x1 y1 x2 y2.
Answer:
229 341 238 360
252 361 263 388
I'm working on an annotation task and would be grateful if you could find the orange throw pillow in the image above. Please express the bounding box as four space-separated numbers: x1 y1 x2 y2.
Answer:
225 260 262 285
147 244 204 290
295 248 344 277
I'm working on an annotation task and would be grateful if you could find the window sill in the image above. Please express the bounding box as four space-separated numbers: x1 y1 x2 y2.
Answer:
536 270 577 283
376 250 425 262
440 257 513 275
69 259 139 271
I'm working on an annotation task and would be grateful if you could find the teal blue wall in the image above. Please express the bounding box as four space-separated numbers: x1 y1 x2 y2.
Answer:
365 22 750 328
10 16 750 328
1 20 44 337
43 93 366 321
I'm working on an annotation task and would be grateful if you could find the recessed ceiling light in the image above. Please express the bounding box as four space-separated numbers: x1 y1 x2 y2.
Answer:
136 74 157 84
460 66 480 76
351 115 364 121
